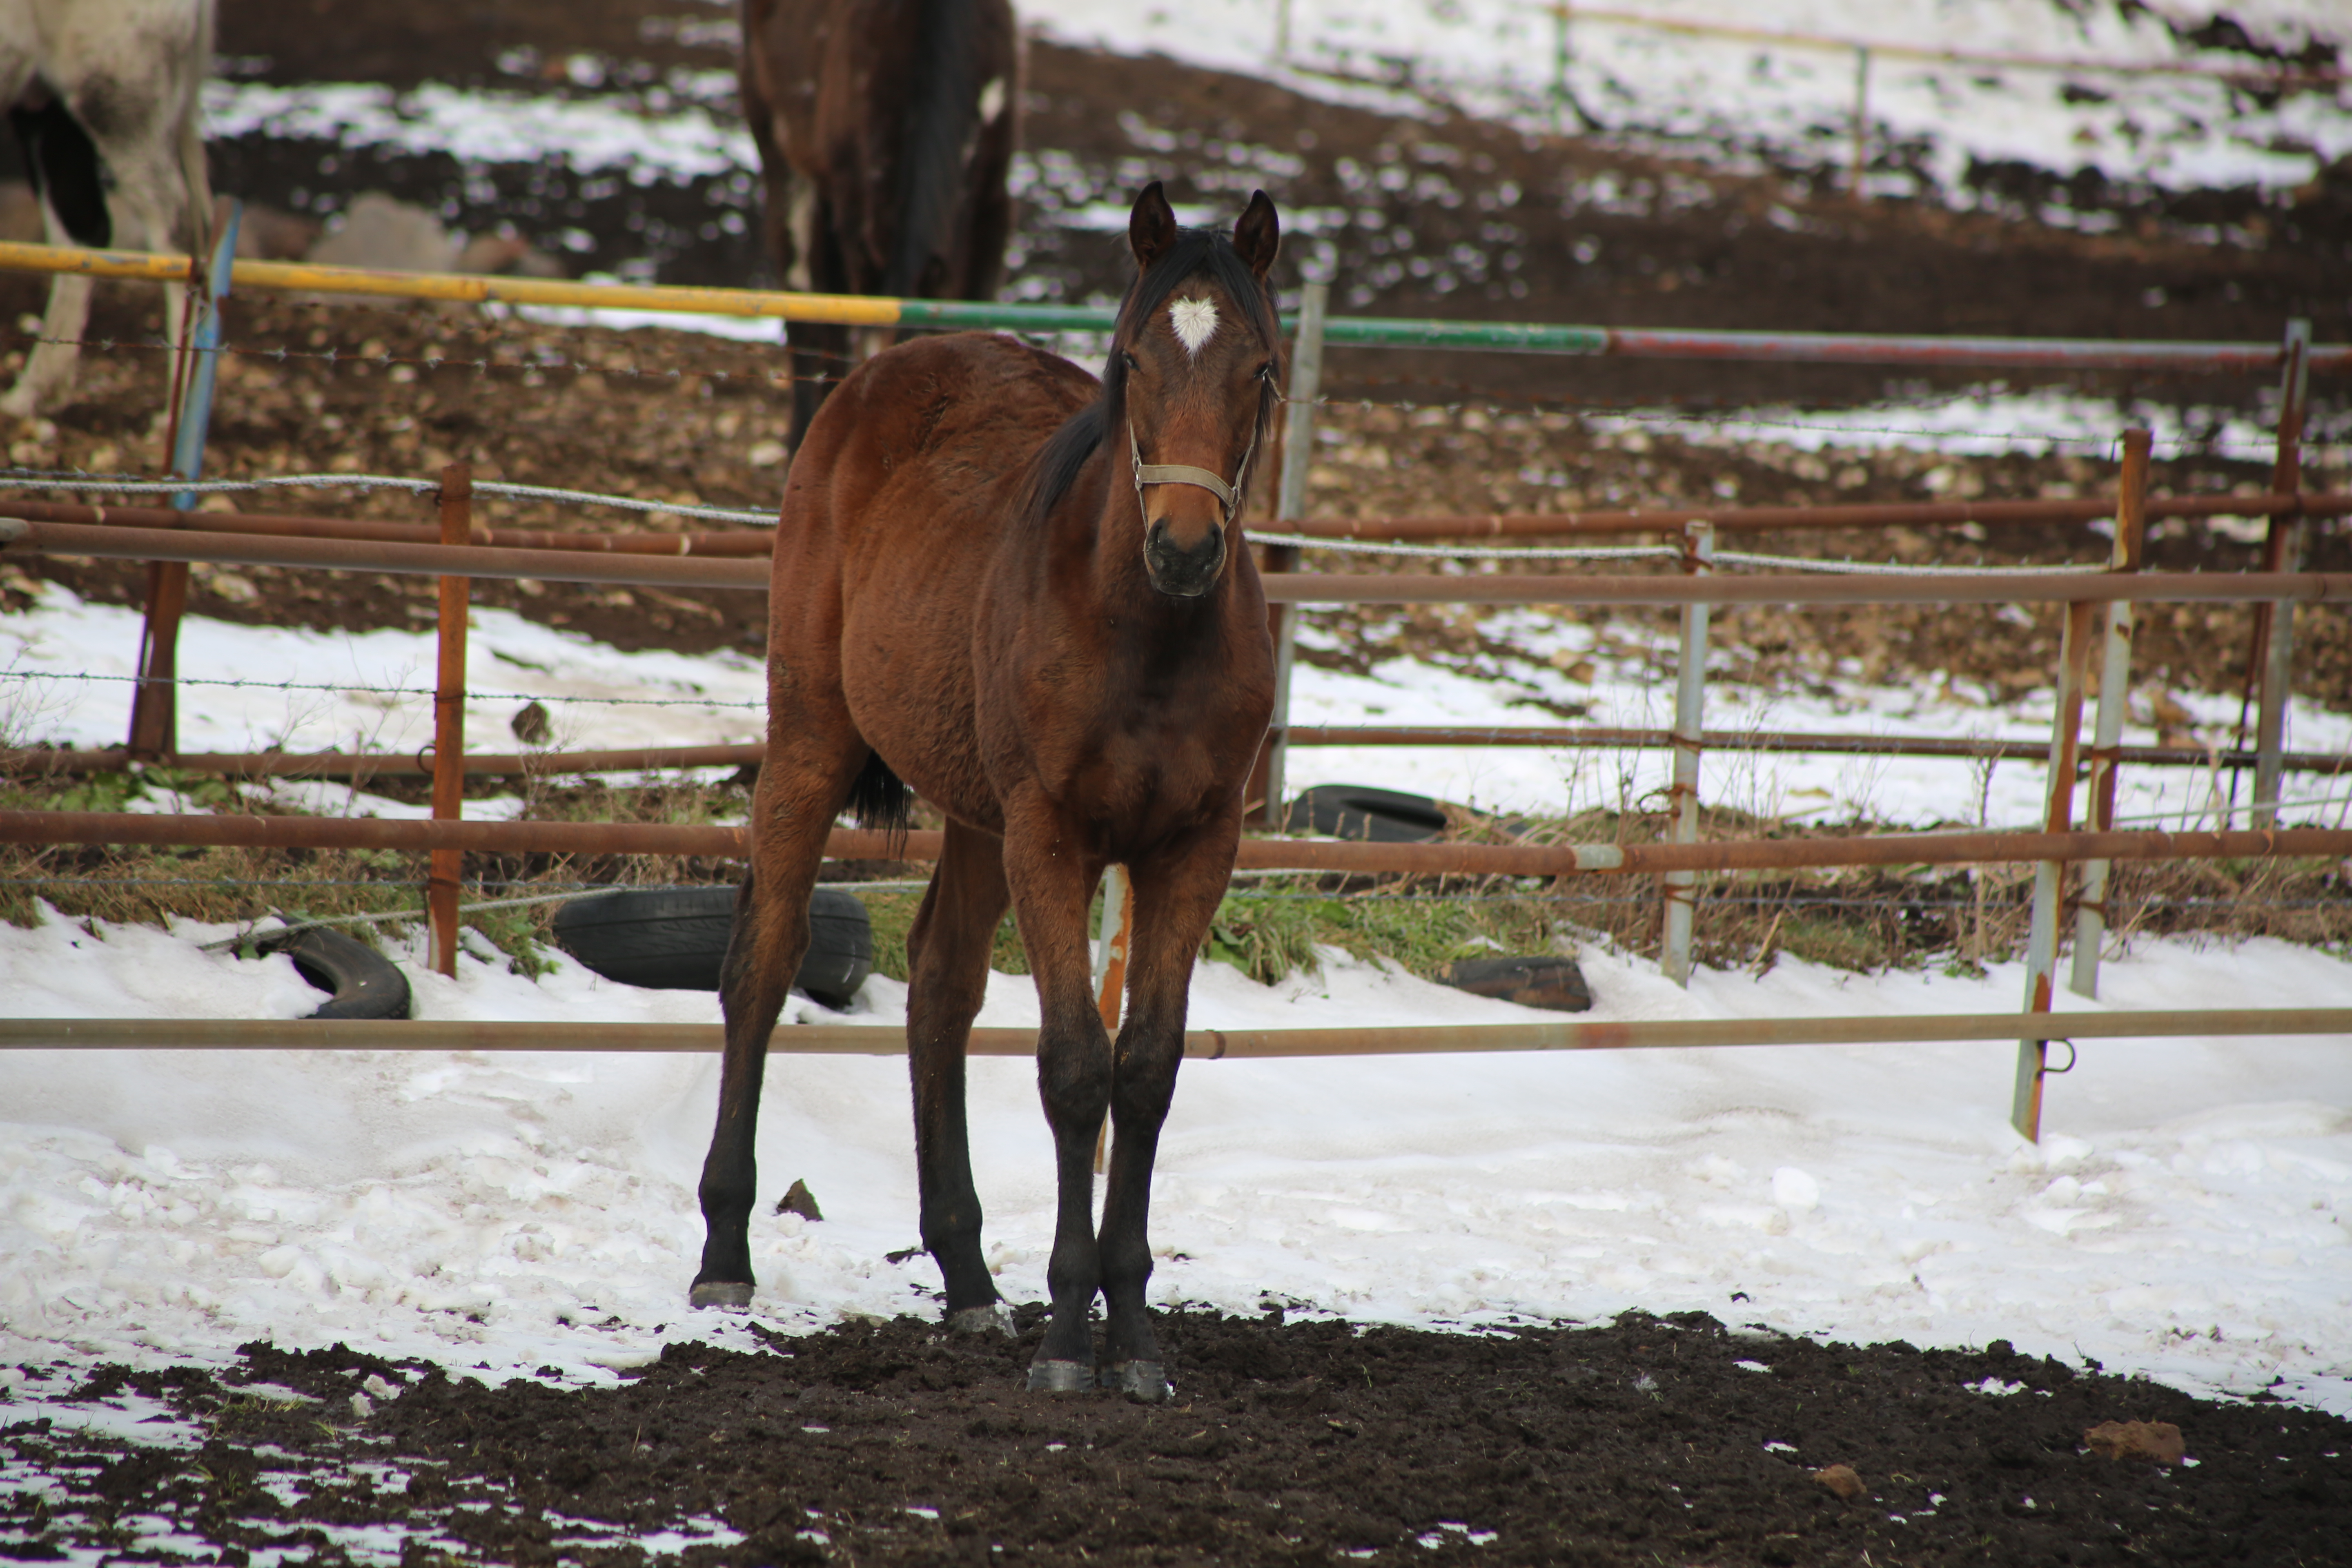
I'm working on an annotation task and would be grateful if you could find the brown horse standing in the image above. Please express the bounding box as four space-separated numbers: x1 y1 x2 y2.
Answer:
738 0 1018 451
692 184 1281 1400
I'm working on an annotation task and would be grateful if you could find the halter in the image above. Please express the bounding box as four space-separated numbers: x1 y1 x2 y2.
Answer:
1129 416 1258 526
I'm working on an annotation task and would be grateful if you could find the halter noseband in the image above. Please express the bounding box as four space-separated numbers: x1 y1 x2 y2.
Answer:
1129 416 1258 525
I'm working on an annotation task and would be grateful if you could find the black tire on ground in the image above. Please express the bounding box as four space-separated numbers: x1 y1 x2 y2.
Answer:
1433 955 1592 1013
1278 784 1450 842
257 926 413 1020
551 886 874 1009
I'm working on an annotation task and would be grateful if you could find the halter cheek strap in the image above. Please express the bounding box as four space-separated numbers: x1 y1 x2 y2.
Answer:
1129 417 1257 523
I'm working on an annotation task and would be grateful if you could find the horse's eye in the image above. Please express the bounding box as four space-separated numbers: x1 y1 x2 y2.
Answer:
1256 362 1276 381
1120 351 1139 372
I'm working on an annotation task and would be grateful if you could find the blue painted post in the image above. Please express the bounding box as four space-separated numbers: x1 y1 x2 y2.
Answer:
128 201 242 758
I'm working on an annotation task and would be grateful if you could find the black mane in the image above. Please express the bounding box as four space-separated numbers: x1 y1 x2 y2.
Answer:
1020 226 1281 528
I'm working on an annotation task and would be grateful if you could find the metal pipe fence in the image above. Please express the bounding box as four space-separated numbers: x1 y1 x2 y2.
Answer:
5 807 2344 879
6 1008 2348 1057
2 239 2344 371
8 517 2343 605
4 243 2344 1140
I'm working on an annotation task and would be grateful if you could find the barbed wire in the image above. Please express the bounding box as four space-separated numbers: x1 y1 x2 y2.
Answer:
1710 549 2105 575
1249 531 1677 561
0 467 778 526
1249 531 2109 571
0 668 765 708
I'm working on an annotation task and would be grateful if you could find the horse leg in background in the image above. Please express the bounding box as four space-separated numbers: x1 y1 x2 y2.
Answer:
905 819 1014 1333
81 105 212 440
0 94 105 421
692 741 866 1308
1094 825 1239 1402
784 196 853 455
1002 807 1114 1390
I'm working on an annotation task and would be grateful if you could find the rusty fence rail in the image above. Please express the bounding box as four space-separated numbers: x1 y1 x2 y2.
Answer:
7 517 2346 606
4 1009 2348 1057
4 807 2345 879
7 732 2342 782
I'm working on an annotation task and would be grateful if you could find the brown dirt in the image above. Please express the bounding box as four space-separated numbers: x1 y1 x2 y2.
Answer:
6 1316 2348 1566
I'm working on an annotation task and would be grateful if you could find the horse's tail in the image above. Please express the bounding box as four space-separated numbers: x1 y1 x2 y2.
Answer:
848 749 913 855
884 0 996 300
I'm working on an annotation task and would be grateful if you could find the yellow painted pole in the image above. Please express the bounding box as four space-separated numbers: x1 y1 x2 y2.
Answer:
0 241 905 327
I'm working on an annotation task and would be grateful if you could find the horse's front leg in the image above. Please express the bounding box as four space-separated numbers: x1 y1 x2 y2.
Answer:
1095 820 1237 1401
1000 806 1111 1390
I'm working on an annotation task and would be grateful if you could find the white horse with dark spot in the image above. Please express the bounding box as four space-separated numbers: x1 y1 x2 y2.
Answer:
0 0 214 419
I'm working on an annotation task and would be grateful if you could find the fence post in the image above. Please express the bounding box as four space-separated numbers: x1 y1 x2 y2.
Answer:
2013 597 2096 1140
1552 2 1574 133
1091 863 1131 1175
2250 319 2310 829
428 462 472 978
1258 278 1327 829
127 201 241 760
1849 46 1872 198
2070 428 2149 1000
1660 518 1713 987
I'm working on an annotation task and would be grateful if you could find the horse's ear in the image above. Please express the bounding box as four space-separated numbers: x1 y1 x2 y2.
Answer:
1233 190 1280 281
1130 181 1178 274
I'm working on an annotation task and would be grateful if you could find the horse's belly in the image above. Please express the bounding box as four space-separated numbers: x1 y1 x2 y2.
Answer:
838 625 1003 835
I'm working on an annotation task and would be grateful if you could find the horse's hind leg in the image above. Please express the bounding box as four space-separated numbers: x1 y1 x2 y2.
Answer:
690 743 864 1309
1094 824 1241 1402
905 820 1013 1332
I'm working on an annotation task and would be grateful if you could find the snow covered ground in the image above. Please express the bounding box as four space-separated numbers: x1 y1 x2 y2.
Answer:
3 586 2350 1416
204 2 2352 208
1033 0 2352 200
2 902 2348 1416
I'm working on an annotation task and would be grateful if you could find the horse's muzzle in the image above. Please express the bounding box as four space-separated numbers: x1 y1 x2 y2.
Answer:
1143 519 1227 598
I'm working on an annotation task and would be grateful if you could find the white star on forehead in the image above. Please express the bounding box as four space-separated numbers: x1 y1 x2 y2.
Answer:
1168 296 1220 357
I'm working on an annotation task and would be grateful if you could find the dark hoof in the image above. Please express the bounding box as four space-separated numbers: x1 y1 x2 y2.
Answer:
1106 1361 1170 1402
688 1280 754 1311
947 1302 1015 1337
1025 1359 1096 1394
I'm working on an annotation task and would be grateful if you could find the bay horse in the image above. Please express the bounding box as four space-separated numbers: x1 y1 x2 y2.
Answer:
693 183 1282 1400
0 0 215 418
738 0 1018 452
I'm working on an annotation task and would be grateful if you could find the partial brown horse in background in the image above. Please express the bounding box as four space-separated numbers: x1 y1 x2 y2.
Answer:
738 0 1018 452
691 184 1281 1401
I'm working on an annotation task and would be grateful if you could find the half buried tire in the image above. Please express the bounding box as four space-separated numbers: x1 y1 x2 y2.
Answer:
1278 784 1450 842
256 926 413 1020
551 886 874 1009
1434 955 1592 1013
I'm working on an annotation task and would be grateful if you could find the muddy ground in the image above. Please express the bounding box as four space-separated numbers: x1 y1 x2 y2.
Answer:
5 1313 2348 1566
